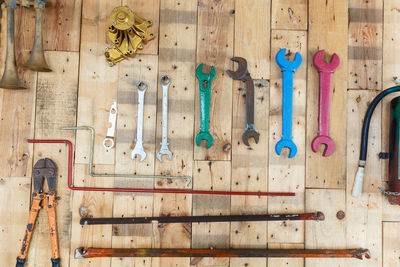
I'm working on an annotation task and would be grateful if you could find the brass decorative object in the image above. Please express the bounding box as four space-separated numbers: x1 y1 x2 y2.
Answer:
104 6 155 66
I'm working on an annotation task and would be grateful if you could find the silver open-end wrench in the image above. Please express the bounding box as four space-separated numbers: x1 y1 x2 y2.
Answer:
157 75 173 162
131 82 147 162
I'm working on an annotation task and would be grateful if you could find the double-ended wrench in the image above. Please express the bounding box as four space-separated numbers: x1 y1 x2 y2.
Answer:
131 81 147 162
275 48 302 158
311 50 340 157
157 75 173 162
227 57 260 146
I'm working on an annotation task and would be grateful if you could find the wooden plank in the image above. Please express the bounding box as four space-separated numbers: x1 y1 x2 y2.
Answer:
76 0 120 165
383 0 400 89
0 177 31 266
43 0 82 52
111 54 158 267
346 90 382 267
153 1 197 266
305 189 346 266
69 164 114 267
381 0 400 221
306 0 348 188
123 0 159 55
383 222 400 267
194 0 234 160
348 0 383 90
268 30 307 254
271 0 307 30
191 160 231 267
234 0 270 79
0 4 37 177
27 51 78 267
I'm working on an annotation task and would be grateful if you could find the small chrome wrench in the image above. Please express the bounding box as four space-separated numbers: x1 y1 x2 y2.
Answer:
275 48 302 158
131 82 147 162
103 102 117 150
157 75 173 162
311 50 340 157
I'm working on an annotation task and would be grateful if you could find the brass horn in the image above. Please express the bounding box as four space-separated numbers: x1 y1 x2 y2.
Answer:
0 0 26 89
23 0 51 72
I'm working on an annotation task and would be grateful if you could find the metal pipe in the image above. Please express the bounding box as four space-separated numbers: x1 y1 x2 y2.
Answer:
74 247 371 260
80 212 324 225
27 139 295 196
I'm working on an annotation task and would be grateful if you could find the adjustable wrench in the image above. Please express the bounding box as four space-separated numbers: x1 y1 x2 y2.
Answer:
157 75 173 162
195 63 215 149
275 48 302 158
103 102 117 150
131 82 147 162
227 57 260 146
311 50 340 157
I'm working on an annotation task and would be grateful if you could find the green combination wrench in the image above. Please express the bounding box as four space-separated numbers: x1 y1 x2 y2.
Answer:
195 63 216 149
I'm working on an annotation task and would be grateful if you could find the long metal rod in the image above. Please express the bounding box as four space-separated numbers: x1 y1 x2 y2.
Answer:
62 126 191 185
80 212 324 225
27 139 295 196
75 248 370 260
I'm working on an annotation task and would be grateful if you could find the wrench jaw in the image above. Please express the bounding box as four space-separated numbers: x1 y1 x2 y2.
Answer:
311 135 335 157
226 57 248 79
156 146 173 162
242 129 260 146
313 50 340 72
196 63 216 83
275 48 302 71
196 131 214 149
275 138 297 159
131 149 147 162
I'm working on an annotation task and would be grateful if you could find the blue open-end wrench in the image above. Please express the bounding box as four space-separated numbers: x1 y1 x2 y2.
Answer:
275 48 302 158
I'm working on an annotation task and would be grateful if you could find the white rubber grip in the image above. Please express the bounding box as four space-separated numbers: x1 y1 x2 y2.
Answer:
352 167 365 198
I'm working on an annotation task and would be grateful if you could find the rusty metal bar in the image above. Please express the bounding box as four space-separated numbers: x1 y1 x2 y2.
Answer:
74 248 370 260
80 212 324 225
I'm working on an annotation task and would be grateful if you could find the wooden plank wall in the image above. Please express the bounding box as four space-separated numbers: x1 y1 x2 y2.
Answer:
1 0 400 267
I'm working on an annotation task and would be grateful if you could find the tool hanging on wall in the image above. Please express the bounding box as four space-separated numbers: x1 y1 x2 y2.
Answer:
379 96 400 204
131 81 147 162
195 63 215 149
0 0 26 89
157 75 173 162
27 137 295 196
23 0 51 72
227 57 260 146
352 86 400 198
104 6 155 66
74 247 370 260
311 50 339 157
80 212 325 225
16 158 60 267
275 48 302 158
103 102 117 150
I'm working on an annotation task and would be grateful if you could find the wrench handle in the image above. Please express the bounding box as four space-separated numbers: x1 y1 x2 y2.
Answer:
281 71 294 139
244 75 255 127
136 90 145 144
199 86 211 132
318 71 333 136
161 84 169 143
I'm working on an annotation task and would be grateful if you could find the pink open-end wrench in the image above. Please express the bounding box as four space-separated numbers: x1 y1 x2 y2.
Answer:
311 50 340 157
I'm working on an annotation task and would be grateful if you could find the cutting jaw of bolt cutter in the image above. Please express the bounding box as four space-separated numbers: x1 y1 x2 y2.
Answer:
195 63 215 149
16 158 60 267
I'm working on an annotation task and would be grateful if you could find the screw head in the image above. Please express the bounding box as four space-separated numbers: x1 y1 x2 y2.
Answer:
336 210 345 220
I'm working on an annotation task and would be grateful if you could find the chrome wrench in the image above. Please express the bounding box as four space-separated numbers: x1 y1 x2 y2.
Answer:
103 102 117 150
157 75 173 162
131 82 147 162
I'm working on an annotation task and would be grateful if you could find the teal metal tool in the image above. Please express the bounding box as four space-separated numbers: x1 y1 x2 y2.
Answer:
195 63 215 149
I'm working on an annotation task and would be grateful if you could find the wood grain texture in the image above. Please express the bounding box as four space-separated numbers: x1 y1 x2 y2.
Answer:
383 222 400 267
306 0 348 188
194 0 234 160
348 0 383 90
271 0 307 30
